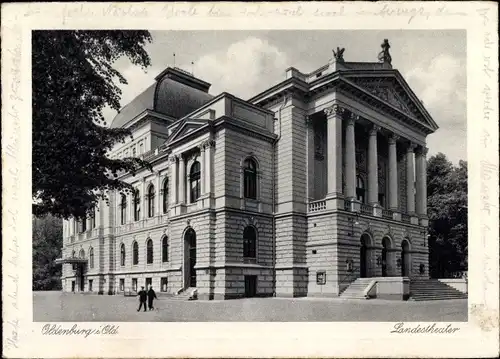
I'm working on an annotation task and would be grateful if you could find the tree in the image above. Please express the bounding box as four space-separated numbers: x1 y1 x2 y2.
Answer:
32 30 153 220
427 153 468 278
33 215 63 290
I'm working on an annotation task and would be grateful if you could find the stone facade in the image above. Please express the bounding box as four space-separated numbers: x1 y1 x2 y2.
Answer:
60 45 438 299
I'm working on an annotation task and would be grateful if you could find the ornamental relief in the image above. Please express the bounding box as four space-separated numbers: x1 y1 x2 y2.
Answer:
351 78 414 116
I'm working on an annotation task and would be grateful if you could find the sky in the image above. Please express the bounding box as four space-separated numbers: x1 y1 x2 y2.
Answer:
105 30 466 164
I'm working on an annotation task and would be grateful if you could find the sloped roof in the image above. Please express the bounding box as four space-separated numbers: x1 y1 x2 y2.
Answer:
110 68 213 129
110 84 155 128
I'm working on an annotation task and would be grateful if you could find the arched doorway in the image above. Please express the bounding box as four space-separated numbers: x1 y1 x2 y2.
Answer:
381 237 391 277
401 239 411 276
184 228 197 288
360 234 371 278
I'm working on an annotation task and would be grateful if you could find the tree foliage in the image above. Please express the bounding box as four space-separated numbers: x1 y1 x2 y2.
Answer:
33 215 63 290
427 153 468 278
32 30 153 220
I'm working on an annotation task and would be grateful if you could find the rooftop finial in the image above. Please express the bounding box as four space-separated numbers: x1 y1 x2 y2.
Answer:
332 47 345 62
378 39 392 65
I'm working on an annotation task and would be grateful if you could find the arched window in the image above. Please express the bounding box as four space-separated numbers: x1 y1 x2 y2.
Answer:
162 236 169 262
162 179 169 214
133 189 141 221
120 194 127 225
79 249 85 259
89 247 94 268
190 161 201 203
356 176 366 204
243 226 257 261
132 241 139 265
120 243 125 266
146 239 153 264
80 218 87 233
147 185 155 218
244 158 257 199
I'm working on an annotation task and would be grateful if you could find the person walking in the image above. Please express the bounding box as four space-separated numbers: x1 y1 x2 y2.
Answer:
137 286 147 312
147 285 158 311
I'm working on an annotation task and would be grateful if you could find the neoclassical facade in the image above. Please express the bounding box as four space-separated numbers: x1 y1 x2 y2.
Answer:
60 40 438 299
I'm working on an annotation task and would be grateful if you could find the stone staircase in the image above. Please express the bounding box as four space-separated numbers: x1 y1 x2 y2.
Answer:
409 279 467 301
339 278 373 299
160 287 198 301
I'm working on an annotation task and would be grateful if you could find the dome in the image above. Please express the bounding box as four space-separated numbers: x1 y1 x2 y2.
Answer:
110 67 213 129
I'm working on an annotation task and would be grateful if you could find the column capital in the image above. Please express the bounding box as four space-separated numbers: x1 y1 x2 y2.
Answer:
178 154 185 162
388 134 400 145
407 142 417 153
417 146 429 156
369 124 382 136
204 139 216 149
305 115 313 126
346 113 359 126
324 104 345 117
169 155 178 163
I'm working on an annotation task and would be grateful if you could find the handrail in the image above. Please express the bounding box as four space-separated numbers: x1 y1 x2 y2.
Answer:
338 266 359 288
363 280 377 298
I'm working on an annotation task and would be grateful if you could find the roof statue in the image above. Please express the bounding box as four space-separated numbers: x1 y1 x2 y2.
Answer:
332 47 345 62
378 39 392 64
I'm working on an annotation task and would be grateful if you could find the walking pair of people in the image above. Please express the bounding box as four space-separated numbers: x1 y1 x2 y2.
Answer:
137 285 157 312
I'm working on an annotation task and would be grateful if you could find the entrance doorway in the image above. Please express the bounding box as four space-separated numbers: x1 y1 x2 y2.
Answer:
360 234 371 278
184 228 197 288
401 240 411 276
244 275 257 297
71 281 75 292
381 237 390 277
145 277 152 289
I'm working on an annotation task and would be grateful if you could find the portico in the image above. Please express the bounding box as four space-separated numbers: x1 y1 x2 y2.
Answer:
308 103 429 226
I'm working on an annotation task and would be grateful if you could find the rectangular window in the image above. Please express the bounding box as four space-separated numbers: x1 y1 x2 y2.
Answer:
132 278 138 292
161 277 168 292
119 279 125 292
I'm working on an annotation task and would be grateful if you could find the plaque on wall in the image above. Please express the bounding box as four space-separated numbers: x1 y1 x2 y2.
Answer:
316 271 326 285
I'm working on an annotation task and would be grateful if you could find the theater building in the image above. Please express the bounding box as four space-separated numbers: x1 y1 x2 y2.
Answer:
59 40 438 300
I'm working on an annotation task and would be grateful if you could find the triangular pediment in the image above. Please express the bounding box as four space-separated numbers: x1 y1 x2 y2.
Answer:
167 119 207 143
343 73 438 132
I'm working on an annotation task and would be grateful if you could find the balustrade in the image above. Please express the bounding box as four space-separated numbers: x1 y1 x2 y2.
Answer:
308 199 326 212
382 209 393 219
360 203 372 215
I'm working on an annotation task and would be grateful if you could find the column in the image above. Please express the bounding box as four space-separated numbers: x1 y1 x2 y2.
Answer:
324 104 344 197
415 146 428 217
345 113 357 199
170 155 178 205
200 143 206 196
178 155 186 204
306 116 315 201
141 178 146 220
205 140 214 195
128 190 134 222
156 172 161 216
406 143 416 215
388 134 399 210
368 124 380 205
